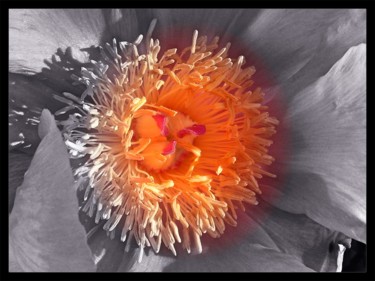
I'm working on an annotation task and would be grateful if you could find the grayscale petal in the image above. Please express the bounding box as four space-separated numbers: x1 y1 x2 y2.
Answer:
262 44 366 243
10 9 106 74
145 204 347 272
240 9 365 94
9 109 96 272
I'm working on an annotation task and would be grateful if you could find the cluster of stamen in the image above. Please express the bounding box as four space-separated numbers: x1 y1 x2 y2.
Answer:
55 20 278 262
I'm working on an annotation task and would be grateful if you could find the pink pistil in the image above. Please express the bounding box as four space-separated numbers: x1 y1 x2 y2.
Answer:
162 141 177 155
153 114 169 136
177 124 206 138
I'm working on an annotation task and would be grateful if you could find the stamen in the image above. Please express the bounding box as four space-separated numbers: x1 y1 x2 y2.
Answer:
191 30 199 54
57 21 278 258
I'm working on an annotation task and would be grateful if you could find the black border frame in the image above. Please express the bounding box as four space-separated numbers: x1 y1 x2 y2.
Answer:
2 1 374 280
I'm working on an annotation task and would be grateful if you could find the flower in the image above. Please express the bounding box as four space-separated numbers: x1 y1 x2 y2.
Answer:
55 24 279 259
9 9 366 272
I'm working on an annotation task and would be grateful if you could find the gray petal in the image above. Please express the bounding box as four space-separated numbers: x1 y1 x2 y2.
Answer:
9 109 96 272
262 44 366 243
10 9 106 74
158 204 346 272
240 9 366 96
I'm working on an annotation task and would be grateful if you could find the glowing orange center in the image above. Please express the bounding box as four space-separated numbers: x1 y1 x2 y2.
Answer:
60 26 279 259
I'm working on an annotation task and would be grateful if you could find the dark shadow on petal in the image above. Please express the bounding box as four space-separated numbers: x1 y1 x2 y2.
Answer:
9 46 100 155
263 171 330 218
9 73 62 154
287 121 308 157
37 46 101 96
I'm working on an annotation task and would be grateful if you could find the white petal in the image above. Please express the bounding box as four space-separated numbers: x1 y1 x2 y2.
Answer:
9 109 96 272
240 9 366 91
262 44 366 243
10 9 106 74
154 204 347 272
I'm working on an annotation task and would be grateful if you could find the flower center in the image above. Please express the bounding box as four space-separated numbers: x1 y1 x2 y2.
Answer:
56 21 278 261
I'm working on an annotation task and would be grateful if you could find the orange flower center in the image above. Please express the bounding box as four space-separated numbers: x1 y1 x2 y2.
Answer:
57 22 279 261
